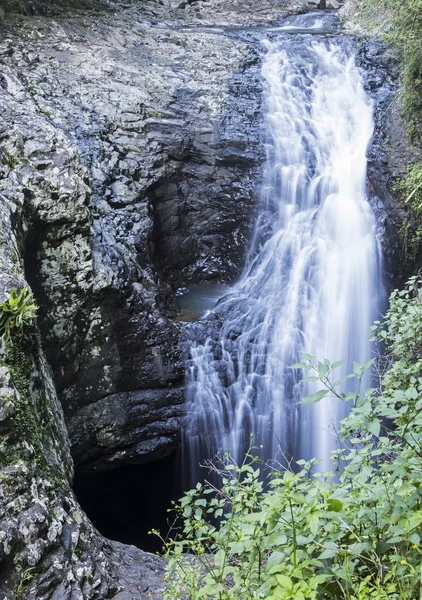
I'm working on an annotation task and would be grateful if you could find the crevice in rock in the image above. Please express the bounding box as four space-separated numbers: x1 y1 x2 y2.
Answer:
73 454 182 553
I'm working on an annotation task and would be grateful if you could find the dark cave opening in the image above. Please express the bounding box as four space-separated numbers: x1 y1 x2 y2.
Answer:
73 455 182 553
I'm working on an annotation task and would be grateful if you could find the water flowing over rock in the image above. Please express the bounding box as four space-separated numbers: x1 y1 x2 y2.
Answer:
184 18 383 483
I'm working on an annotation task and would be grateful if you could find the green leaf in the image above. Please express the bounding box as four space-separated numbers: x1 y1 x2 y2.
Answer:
318 361 329 378
276 574 293 589
308 513 320 536
319 545 339 559
327 498 343 512
353 362 365 376
348 542 370 555
367 419 380 437
200 582 224 596
267 551 286 571
268 533 288 547
408 514 422 531
283 470 294 483
214 549 225 568
300 390 329 405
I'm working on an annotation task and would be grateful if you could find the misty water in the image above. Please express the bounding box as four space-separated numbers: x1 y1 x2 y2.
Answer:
184 17 382 484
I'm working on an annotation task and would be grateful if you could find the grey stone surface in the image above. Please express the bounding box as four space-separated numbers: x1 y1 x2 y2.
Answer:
0 0 289 471
341 0 422 285
0 163 165 598
0 0 353 480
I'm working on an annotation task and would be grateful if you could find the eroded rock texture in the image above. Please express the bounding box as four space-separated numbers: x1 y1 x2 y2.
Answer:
340 0 422 286
0 135 164 597
0 0 270 473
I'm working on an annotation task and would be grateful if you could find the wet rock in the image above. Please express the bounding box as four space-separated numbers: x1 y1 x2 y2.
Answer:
0 0 271 476
0 1 284 595
0 183 164 598
0 0 417 596
355 38 422 288
69 387 185 471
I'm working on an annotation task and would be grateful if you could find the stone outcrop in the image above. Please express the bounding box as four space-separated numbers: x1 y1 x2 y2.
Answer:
0 0 268 473
342 0 422 286
1 0 358 475
0 140 165 597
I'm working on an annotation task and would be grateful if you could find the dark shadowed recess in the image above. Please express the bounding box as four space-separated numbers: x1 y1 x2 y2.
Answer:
73 455 183 552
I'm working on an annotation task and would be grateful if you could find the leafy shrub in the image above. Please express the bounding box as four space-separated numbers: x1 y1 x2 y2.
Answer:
363 0 422 134
156 277 422 600
399 162 422 213
388 1 422 135
0 288 38 344
371 274 422 391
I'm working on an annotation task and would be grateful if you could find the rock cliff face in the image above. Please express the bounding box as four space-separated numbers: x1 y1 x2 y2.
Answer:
2 0 368 480
340 0 422 286
1 0 418 597
0 115 165 597
0 0 267 474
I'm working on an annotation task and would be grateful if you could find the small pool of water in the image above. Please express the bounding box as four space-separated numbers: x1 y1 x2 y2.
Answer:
175 284 232 321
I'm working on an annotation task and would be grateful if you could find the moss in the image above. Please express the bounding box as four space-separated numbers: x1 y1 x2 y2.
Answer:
0 345 42 467
400 161 422 209
395 162 422 263
0 146 21 171
356 0 422 137
399 218 422 267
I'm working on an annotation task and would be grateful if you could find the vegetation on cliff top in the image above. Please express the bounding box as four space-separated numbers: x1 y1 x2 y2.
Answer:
381 0 422 250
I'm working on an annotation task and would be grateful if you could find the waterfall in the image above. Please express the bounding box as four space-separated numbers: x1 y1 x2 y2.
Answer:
184 28 382 484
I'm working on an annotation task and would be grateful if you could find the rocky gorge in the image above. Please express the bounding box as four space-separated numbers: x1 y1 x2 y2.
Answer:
0 0 420 597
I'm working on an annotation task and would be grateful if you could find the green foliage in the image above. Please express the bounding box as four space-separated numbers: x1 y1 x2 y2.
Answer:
359 0 422 135
157 277 422 599
13 566 35 599
356 0 422 260
371 274 422 392
0 288 38 344
402 162 422 210
395 164 422 263
385 0 422 135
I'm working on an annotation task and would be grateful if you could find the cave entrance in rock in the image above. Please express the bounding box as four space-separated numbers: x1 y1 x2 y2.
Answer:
73 455 182 553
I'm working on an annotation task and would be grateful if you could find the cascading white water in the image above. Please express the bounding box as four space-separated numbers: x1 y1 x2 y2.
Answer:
185 30 382 483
